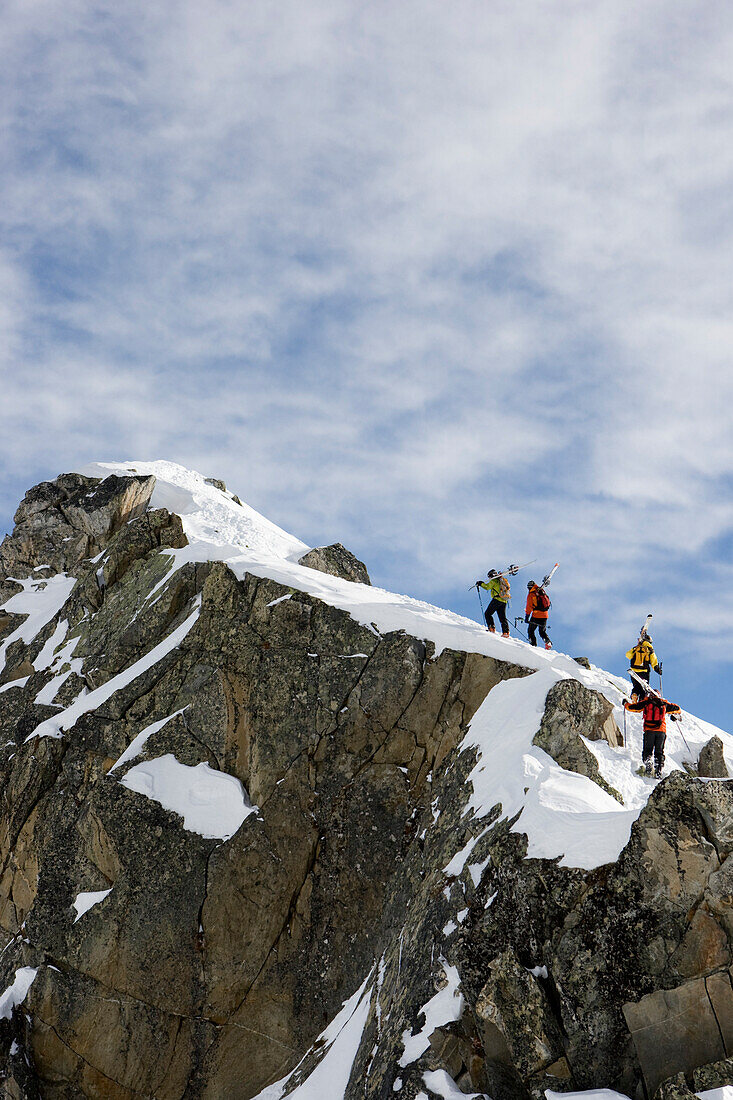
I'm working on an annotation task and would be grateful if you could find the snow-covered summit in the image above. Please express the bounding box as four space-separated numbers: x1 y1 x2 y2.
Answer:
75 460 587 670
78 459 309 563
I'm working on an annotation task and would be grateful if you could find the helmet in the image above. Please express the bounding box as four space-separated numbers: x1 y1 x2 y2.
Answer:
527 580 536 589
487 569 498 578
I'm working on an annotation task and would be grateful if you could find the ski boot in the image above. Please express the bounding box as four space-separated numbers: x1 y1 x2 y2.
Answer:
643 759 653 777
544 642 552 650
654 766 663 780
488 626 496 633
502 631 510 638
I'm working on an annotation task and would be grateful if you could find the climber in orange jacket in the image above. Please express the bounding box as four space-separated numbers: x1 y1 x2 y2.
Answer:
525 581 551 650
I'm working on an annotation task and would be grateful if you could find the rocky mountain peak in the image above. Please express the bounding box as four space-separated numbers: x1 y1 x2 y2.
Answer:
0 462 731 1100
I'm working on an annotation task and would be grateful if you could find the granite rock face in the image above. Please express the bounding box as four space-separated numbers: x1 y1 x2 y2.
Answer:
0 470 731 1100
0 470 529 1097
0 473 155 589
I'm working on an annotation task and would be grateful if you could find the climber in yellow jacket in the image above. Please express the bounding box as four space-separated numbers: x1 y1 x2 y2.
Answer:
475 569 511 637
626 635 660 700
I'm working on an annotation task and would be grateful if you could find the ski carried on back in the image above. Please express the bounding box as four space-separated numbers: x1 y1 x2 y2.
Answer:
639 613 652 640
496 559 536 579
540 562 559 588
628 668 663 700
469 560 536 590
625 664 669 708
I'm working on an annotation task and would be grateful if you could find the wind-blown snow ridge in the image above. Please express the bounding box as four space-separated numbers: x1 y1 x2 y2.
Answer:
74 462 594 673
72 461 733 872
79 460 308 563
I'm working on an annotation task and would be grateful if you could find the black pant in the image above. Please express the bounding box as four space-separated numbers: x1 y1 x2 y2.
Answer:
528 616 549 646
630 667 650 698
643 727 666 772
485 598 509 633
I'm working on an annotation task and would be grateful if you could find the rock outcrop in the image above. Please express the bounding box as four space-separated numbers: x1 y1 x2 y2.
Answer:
0 473 155 588
298 543 371 585
0 466 730 1100
698 735 730 778
532 677 623 801
0 470 529 1097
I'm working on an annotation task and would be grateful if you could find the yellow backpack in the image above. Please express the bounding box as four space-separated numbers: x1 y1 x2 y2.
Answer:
631 641 652 668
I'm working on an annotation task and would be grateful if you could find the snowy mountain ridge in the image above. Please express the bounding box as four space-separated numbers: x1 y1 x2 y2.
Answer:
76 460 733 871
0 460 731 1100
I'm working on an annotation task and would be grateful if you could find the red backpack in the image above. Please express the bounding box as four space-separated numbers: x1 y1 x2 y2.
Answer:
534 587 551 612
643 698 666 730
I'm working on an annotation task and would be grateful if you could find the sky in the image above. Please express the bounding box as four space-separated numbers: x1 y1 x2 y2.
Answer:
1 0 732 729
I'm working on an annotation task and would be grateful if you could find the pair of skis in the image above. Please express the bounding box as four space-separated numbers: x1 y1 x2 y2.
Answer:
628 667 662 700
469 559 535 591
470 560 560 592
539 562 560 590
627 615 655 694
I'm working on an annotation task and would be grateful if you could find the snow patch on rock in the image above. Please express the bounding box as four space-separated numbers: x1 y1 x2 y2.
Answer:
108 708 189 774
119 754 255 841
423 1068 483 1099
0 573 76 678
26 598 201 741
73 888 112 922
0 967 38 1020
399 959 464 1068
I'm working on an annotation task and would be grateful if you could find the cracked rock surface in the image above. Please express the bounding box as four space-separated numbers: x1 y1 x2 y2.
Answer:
0 471 530 1098
0 469 731 1100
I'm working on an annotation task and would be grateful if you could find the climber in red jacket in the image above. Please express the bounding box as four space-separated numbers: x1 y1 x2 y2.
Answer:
624 693 681 777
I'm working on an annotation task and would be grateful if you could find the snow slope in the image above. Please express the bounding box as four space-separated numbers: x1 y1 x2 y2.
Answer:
71 461 733 872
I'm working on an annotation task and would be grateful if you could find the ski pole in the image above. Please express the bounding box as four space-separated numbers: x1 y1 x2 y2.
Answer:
672 714 694 757
475 584 486 627
513 616 528 640
674 720 692 757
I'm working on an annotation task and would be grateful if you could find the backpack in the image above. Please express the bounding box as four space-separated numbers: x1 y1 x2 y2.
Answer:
499 575 511 600
534 587 551 612
643 698 665 730
631 642 652 669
